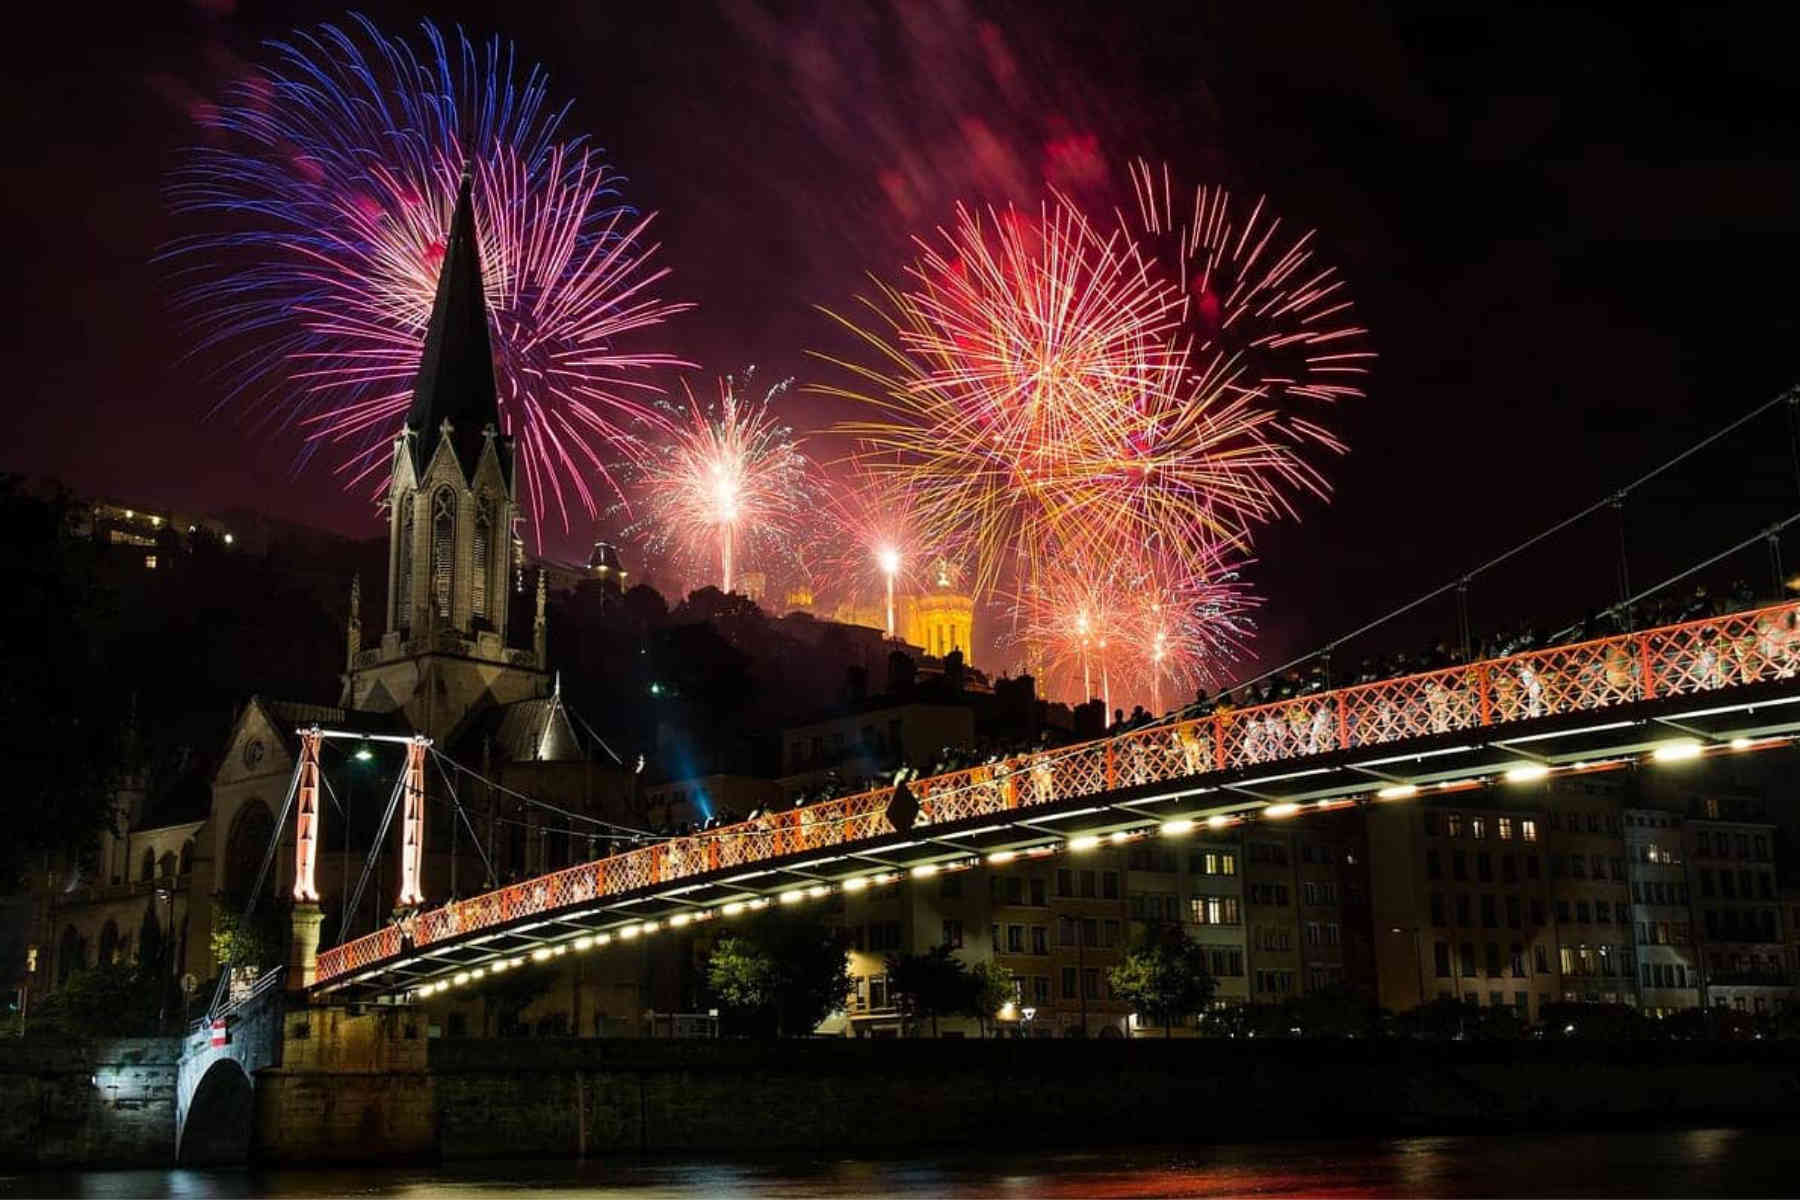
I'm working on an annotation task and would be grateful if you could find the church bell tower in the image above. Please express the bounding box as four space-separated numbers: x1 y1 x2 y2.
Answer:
343 169 548 739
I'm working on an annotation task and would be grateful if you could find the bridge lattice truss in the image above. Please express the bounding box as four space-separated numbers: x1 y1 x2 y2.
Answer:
315 600 1800 987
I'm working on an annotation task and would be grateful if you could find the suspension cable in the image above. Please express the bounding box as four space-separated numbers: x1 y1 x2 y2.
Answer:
339 770 406 943
563 700 625 766
428 749 497 890
430 750 662 839
1607 510 1800 620
1185 385 1800 711
208 751 303 1018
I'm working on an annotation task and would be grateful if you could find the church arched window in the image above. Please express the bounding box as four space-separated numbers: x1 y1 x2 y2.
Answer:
473 493 494 623
396 497 415 620
431 487 456 620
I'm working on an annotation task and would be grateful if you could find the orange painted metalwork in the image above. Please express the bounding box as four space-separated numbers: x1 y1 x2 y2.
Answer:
397 737 427 908
292 729 323 903
314 601 1800 985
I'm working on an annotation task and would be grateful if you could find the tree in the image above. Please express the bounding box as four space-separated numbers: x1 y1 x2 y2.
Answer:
1393 996 1478 1039
1108 923 1216 1037
0 479 128 891
706 935 779 1036
1539 1001 1652 1041
209 905 286 971
27 962 160 1037
1284 984 1383 1037
886 943 977 1037
968 960 1016 1038
704 911 851 1037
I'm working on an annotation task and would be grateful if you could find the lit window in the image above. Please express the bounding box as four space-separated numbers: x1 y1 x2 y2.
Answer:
144 555 157 570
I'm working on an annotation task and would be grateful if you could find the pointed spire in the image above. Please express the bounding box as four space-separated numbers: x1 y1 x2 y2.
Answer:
407 166 501 481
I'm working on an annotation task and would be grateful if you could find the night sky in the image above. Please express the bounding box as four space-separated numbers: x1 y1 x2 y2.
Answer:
6 1 1799 672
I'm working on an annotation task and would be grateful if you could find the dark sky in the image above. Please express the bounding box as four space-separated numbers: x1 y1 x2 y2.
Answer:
5 1 1799 671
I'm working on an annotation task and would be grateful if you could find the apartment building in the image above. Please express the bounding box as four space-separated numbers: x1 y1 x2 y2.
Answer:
1624 808 1700 1016
1689 813 1788 1014
1124 836 1248 1006
1370 790 1559 1021
1544 780 1639 1006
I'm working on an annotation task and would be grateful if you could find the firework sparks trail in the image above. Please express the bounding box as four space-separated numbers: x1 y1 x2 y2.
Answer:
1128 158 1372 427
626 372 816 597
163 15 691 546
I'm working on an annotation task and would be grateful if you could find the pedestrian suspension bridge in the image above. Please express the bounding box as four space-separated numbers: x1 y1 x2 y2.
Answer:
301 598 1800 1001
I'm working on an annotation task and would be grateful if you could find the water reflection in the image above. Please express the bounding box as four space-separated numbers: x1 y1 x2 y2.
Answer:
3 1127 1790 1199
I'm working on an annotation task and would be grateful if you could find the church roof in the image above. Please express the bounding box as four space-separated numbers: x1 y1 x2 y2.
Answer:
406 169 504 482
454 695 585 765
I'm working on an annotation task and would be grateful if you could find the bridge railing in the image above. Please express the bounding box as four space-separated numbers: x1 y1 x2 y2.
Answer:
315 600 1800 986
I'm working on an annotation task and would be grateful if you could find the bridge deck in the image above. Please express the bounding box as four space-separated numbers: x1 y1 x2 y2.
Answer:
314 601 1800 997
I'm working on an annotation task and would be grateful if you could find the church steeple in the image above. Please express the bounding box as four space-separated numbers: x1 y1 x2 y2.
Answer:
406 167 502 483
348 162 546 737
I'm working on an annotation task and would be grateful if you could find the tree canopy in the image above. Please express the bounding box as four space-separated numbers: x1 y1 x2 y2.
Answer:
705 910 852 1037
0 480 127 891
886 942 978 1037
1108 922 1216 1036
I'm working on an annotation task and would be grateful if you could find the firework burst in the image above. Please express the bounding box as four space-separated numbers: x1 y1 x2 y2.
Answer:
819 195 1187 596
1008 541 1256 714
625 371 816 597
820 192 1324 601
164 16 691 546
1128 158 1371 430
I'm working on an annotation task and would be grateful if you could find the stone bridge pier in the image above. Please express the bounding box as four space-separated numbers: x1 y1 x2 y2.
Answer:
174 979 287 1165
174 984 433 1164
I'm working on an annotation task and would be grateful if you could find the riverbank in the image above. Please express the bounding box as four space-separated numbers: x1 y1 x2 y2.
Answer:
6 1036 1800 1169
425 1037 1800 1162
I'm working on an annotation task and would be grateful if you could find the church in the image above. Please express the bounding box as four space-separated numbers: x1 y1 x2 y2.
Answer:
26 166 998 1035
31 171 637 1003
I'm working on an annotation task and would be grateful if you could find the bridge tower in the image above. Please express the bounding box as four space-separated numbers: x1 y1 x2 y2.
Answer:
343 168 549 742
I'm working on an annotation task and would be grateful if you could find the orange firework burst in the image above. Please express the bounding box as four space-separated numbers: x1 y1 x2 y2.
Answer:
819 190 1328 601
625 370 815 596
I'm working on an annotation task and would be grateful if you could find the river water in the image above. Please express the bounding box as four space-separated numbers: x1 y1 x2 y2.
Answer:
3 1128 1790 1197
